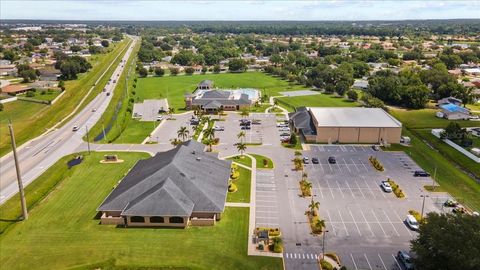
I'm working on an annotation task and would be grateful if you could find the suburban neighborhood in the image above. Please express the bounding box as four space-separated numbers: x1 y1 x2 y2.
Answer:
0 2 479 270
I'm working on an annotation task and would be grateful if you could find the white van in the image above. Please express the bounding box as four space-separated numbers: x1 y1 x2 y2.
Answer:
405 215 419 231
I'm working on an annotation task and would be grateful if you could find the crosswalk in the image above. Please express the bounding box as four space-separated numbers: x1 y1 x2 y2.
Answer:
284 252 319 260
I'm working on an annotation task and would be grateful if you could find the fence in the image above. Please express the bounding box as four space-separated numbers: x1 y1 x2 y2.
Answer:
431 129 480 163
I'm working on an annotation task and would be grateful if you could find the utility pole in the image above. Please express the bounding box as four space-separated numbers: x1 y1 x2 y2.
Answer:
102 123 107 143
322 230 329 260
420 194 429 222
8 121 28 220
85 125 91 154
432 166 437 191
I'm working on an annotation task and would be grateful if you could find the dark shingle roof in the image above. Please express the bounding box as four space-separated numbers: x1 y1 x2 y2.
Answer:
198 80 213 87
201 90 230 99
289 107 316 136
97 140 231 216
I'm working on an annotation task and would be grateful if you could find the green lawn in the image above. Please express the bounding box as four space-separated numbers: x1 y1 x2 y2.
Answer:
385 129 480 211
276 93 359 112
20 90 62 102
111 119 155 144
0 39 130 156
413 129 480 179
228 155 253 168
0 152 281 270
390 108 479 129
227 166 251 203
249 154 274 169
135 72 308 111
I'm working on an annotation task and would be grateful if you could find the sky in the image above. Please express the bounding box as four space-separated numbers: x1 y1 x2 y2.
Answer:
1 0 480 21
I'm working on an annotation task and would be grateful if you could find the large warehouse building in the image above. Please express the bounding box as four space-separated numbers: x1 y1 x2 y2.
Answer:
289 107 402 144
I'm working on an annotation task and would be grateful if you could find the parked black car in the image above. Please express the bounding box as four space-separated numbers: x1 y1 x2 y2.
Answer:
414 171 430 177
328 156 336 164
312 157 319 164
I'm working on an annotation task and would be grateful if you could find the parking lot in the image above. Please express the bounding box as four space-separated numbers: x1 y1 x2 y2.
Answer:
255 169 280 228
283 145 444 270
148 112 194 144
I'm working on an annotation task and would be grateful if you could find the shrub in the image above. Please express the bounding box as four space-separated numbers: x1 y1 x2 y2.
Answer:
263 158 268 167
228 182 237 192
387 178 405 198
230 170 240 180
320 259 333 270
409 209 422 222
368 156 384 171
26 90 35 97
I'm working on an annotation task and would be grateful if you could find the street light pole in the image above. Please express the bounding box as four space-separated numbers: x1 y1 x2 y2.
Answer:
432 166 437 190
420 195 429 221
8 121 28 220
85 125 91 154
322 230 329 260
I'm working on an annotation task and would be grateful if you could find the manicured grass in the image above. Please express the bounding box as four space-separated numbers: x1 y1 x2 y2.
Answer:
413 129 480 179
227 166 251 203
424 185 447 192
390 108 479 129
249 154 274 169
249 103 272 113
21 90 61 102
228 155 252 168
111 119 155 144
85 39 138 143
385 129 480 211
0 152 281 270
276 93 359 112
0 39 130 156
135 72 308 110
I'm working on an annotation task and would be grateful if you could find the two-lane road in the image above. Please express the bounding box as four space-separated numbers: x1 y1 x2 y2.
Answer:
0 36 138 204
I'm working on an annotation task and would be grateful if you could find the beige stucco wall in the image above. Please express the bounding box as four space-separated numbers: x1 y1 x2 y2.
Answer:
315 126 401 143
100 213 125 225
126 216 189 228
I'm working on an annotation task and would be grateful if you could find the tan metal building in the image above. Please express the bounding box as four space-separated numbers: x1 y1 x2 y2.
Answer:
290 107 402 144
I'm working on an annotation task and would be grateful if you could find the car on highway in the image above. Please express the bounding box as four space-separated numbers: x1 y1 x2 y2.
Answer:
303 157 309 164
380 180 393 193
103 88 107 92
414 170 430 177
72 125 79 131
113 80 117 83
91 108 96 112
405 215 419 231
397 251 415 270
312 157 319 164
106 92 111 96
328 156 336 164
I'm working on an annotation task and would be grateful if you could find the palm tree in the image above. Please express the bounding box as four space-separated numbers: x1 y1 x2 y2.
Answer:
315 219 325 230
170 138 182 148
272 236 282 246
294 150 302 157
236 142 247 156
203 127 215 140
168 107 175 119
240 109 249 118
177 126 189 141
203 138 214 152
237 131 246 143
218 107 224 120
273 98 278 108
308 199 320 216
302 172 308 181
303 181 312 191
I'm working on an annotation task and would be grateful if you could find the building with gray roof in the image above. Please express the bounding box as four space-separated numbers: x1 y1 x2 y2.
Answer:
290 107 402 144
98 140 232 228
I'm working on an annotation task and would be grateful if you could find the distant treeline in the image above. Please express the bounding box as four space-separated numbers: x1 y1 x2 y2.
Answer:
3 19 480 36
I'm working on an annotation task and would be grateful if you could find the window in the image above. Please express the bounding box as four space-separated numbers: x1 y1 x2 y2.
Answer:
150 216 164 223
169 216 184 223
130 216 145 223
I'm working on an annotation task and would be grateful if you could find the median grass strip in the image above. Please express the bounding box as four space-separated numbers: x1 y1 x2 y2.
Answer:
227 166 251 203
369 156 385 171
249 153 274 169
0 152 281 270
227 155 252 168
0 39 130 156
386 128 480 211
387 178 405 198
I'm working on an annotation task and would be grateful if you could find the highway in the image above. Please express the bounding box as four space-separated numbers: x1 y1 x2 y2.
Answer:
0 36 138 205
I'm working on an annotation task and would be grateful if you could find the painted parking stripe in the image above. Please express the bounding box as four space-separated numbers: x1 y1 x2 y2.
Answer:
350 253 359 270
381 209 400 237
294 253 297 259
393 209 413 237
338 210 350 236
345 181 356 198
315 254 318 259
326 209 337 236
378 254 388 270
354 181 367 199
325 179 335 198
349 209 362 236
335 181 346 198
392 254 402 269
364 253 373 270
371 209 389 237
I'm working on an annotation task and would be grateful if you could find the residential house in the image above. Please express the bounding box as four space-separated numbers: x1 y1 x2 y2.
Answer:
97 140 231 228
439 103 471 120
438 96 463 106
0 84 33 95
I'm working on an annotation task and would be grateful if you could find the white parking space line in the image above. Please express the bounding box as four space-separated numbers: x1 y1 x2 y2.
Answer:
326 209 337 236
392 254 402 269
393 209 413 237
364 253 373 270
354 181 366 199
378 254 388 270
381 209 400 237
349 209 362 236
343 158 352 173
362 177 377 198
325 179 335 198
335 181 346 198
345 181 356 198
360 209 375 237
338 210 350 236
371 209 389 237
317 180 325 198
350 254 359 270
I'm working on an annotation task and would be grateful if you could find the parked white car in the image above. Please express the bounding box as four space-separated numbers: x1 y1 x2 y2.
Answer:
381 181 393 192
405 215 419 231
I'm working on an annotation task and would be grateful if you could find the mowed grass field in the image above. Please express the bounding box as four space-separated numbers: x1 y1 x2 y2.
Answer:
0 152 282 270
227 166 251 203
390 108 480 129
135 72 308 110
0 39 130 156
276 93 360 112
